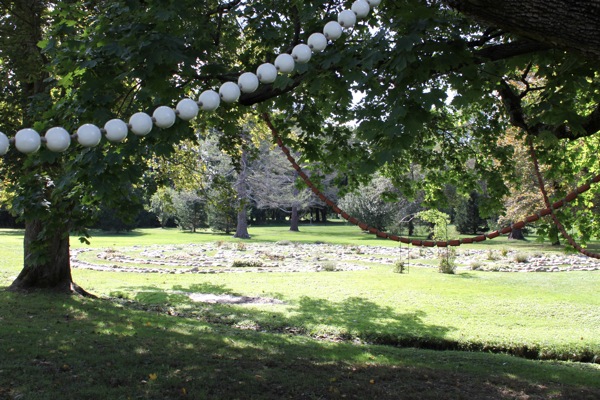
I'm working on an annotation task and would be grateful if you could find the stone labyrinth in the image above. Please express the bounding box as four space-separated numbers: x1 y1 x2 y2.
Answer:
71 241 600 275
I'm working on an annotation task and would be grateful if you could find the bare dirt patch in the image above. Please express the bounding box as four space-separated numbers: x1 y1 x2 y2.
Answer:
186 292 284 304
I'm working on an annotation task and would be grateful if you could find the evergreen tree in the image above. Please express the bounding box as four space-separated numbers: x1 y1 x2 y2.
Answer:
455 192 489 235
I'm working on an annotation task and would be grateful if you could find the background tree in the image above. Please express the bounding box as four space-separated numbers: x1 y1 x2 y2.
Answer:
248 140 316 231
150 188 177 228
454 192 488 235
339 174 399 232
172 191 206 233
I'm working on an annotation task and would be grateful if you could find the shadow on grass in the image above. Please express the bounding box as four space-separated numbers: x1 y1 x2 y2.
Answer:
82 229 149 238
124 283 452 347
0 290 598 400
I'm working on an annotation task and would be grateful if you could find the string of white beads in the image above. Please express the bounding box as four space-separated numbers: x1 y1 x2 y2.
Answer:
0 1 382 154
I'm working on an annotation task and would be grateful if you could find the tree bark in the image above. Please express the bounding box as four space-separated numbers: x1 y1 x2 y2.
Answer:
234 147 251 239
8 220 90 295
314 207 321 223
444 0 600 60
508 227 526 240
290 205 300 231
321 208 328 223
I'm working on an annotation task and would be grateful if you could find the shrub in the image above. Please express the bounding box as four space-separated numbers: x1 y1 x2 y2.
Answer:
514 252 530 263
276 240 292 246
487 249 500 261
338 174 399 231
231 260 264 268
262 253 285 261
470 261 482 270
500 247 509 257
236 242 247 251
438 248 456 274
393 261 406 274
318 261 337 272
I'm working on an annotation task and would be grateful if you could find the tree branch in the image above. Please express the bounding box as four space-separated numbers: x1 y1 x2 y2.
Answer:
497 80 529 132
444 0 600 60
239 75 305 106
473 40 550 62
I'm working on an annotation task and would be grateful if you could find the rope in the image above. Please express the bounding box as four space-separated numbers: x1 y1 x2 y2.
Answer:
262 112 600 249
528 138 600 259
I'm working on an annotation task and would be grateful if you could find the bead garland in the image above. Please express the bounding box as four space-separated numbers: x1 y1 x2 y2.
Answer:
0 0 380 156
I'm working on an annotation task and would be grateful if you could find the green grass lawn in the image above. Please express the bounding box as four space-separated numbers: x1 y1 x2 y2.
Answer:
1 223 600 399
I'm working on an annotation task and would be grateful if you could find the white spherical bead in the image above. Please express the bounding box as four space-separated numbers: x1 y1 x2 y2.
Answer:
256 63 278 84
274 54 295 73
238 72 260 93
153 106 176 129
45 127 71 152
129 112 153 136
308 33 328 52
367 0 381 6
291 44 312 63
0 132 9 155
176 98 199 121
104 119 128 142
219 82 241 103
198 90 221 111
77 124 102 147
338 10 357 28
323 21 343 40
352 0 371 18
15 129 41 154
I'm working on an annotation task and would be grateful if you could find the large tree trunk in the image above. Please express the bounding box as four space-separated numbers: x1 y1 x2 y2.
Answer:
290 205 300 232
444 0 600 60
321 208 328 223
234 207 250 238
8 220 89 295
234 147 251 239
508 227 526 240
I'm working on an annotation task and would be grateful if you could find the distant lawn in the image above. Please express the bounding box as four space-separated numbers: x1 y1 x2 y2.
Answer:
1 224 600 399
